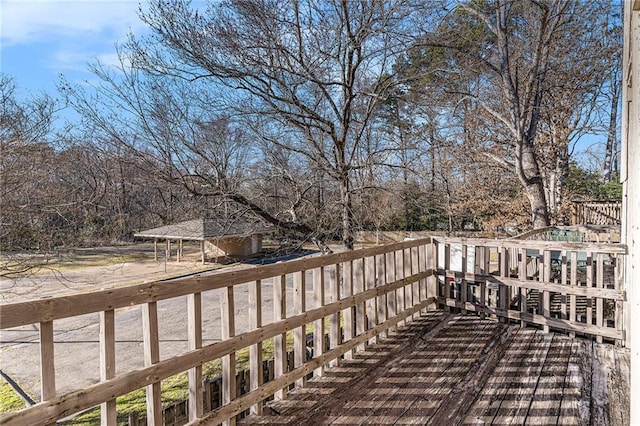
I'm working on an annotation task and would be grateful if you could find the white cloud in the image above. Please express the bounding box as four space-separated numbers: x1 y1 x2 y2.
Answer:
1 0 146 47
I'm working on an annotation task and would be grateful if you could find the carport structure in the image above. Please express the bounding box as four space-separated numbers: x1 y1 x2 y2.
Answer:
134 217 274 264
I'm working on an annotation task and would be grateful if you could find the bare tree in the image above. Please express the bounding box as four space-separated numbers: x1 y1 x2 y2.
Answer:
0 75 56 276
425 0 604 229
125 0 426 248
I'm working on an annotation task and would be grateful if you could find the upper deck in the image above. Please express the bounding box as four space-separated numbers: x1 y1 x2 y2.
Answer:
0 237 630 425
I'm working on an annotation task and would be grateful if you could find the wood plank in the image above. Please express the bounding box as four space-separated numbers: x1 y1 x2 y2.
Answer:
596 253 604 343
491 331 553 424
273 275 287 400
329 264 341 367
365 256 378 345
341 261 354 359
249 280 263 416
188 293 203 421
190 299 436 426
100 310 116 425
39 321 56 402
463 327 537 425
524 334 573 424
353 258 366 352
376 254 388 338
395 249 405 327
313 267 325 377
293 271 307 385
386 252 398 331
221 286 237 426
142 302 161 425
557 339 591 425
433 237 627 254
434 269 624 300
1 239 434 329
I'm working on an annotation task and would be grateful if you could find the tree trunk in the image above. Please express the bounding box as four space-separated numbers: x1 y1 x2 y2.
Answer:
520 143 550 229
339 178 355 250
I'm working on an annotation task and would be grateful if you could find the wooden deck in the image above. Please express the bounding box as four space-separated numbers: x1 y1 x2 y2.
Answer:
241 312 630 425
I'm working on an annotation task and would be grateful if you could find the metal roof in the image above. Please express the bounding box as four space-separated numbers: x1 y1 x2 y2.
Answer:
134 218 275 240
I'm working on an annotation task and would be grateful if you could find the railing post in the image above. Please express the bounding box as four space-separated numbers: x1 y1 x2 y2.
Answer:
249 280 263 415
142 302 161 425
100 310 116 425
221 285 236 425
188 293 203 421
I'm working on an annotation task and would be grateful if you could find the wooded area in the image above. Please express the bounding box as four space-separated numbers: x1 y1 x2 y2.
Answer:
0 1 623 268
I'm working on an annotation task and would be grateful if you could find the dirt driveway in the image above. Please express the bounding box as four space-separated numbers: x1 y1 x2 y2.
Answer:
0 249 318 401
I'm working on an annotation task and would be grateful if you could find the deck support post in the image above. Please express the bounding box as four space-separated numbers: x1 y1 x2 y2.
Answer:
621 3 640 424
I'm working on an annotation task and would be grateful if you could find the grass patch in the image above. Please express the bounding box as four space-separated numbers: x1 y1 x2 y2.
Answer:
0 380 28 414
68 332 297 425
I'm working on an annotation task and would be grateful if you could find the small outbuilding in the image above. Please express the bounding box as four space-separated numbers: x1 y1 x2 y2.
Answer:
134 217 275 263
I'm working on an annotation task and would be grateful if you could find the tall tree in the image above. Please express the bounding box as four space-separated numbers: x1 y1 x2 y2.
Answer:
425 0 607 229
126 0 425 249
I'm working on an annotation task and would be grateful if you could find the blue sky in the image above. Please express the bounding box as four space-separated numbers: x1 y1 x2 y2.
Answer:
1 0 147 97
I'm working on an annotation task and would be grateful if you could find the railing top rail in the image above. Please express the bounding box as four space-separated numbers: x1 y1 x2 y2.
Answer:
432 236 628 253
0 238 431 330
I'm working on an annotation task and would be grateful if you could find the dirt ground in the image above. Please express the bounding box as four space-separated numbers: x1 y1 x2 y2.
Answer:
0 245 320 404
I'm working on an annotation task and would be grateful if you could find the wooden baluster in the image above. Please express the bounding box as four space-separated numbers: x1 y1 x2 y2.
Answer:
408 247 418 319
444 244 452 311
329 264 341 367
39 320 56 426
560 251 568 321
313 267 325 377
100 310 116 425
142 302 161 425
188 293 203 421
294 271 307 385
596 253 604 343
542 250 551 333
586 252 594 329
376 254 388 338
461 245 468 314
385 252 397 331
354 258 366 352
249 280 263 415
365 256 378 345
519 248 527 327
342 261 354 359
221 286 236 425
273 275 287 399
569 251 578 338
499 247 509 322
427 240 438 310
395 249 405 327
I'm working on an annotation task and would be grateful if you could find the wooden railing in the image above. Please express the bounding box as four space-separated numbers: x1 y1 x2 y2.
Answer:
0 238 435 426
0 237 628 425
432 237 627 345
571 200 622 225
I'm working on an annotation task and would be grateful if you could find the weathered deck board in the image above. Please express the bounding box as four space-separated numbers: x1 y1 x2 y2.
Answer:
239 313 629 426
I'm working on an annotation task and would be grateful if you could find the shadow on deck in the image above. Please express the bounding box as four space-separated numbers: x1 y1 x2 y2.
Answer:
241 312 629 425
